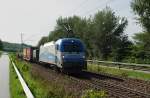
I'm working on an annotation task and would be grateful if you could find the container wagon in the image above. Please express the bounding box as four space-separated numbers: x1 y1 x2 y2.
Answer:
23 47 37 62
33 49 39 62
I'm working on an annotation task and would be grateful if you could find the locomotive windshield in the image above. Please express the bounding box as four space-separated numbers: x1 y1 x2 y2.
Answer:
63 44 82 52
57 39 85 52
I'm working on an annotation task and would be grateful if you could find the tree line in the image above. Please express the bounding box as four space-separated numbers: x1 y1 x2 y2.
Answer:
0 40 32 52
0 39 3 50
38 0 150 64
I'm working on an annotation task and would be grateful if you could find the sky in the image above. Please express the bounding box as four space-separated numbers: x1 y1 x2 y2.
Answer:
0 0 142 46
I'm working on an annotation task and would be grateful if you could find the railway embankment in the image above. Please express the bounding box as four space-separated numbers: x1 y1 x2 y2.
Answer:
10 54 107 98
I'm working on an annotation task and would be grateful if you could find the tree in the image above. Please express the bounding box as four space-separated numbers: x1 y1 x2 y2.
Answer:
0 39 3 50
131 0 150 32
37 36 48 47
132 32 150 63
111 36 133 61
131 0 150 63
134 32 150 50
38 7 130 61
92 7 128 60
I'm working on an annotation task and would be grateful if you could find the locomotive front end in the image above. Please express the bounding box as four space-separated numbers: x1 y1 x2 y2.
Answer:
56 38 87 73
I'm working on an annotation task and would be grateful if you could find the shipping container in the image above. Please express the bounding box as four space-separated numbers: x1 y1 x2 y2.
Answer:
39 41 56 65
23 47 37 62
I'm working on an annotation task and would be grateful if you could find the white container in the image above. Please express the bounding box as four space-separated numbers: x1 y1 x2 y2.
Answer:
39 41 56 65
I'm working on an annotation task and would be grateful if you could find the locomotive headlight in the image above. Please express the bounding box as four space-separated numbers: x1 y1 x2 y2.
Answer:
82 56 85 59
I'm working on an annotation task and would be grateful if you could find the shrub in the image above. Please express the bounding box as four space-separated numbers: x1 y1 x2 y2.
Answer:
82 90 107 98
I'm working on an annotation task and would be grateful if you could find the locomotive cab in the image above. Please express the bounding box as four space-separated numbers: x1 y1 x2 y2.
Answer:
55 38 87 72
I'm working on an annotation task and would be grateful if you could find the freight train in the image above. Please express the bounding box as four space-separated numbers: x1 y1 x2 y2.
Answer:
22 38 87 73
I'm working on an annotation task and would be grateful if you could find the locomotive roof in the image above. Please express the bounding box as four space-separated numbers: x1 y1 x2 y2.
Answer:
56 38 81 43
60 38 81 41
41 38 82 47
43 41 55 47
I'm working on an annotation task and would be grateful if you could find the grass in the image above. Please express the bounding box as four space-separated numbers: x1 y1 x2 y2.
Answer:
9 53 149 97
9 54 81 98
9 61 26 98
0 51 2 56
88 64 150 81
10 54 64 98
81 90 107 98
9 53 107 98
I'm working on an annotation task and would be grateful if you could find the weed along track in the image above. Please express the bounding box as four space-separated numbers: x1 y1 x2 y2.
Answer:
31 63 89 97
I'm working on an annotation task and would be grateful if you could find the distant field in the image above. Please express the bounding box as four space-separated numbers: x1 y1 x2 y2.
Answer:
87 64 150 81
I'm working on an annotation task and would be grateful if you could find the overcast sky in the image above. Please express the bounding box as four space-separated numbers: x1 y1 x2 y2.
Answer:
0 0 142 46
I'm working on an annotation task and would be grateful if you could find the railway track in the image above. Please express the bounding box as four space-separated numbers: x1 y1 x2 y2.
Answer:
68 76 126 98
67 71 150 98
85 70 150 94
26 60 150 98
92 78 150 98
84 70 124 81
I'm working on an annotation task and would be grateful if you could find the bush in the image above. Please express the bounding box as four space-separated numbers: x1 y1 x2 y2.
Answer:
120 72 128 78
82 90 107 98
